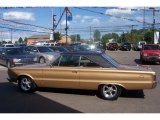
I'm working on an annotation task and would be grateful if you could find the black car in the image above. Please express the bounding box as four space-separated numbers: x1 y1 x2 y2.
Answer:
107 43 118 51
119 42 131 51
0 47 36 68
50 46 69 53
70 44 105 53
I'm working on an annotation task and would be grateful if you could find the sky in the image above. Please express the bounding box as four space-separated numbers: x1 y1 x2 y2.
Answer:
0 1 160 42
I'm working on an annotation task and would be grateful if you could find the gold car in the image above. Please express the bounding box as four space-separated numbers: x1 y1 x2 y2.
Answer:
7 51 157 100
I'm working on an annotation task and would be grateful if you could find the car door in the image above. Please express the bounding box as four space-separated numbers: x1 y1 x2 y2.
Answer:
78 56 106 90
41 55 80 89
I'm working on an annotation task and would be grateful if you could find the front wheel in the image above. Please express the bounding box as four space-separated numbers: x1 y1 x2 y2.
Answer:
18 76 36 93
39 57 46 63
99 84 122 100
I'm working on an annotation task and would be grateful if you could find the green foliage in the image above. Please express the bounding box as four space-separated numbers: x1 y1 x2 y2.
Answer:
144 30 153 43
24 37 28 44
102 33 119 43
70 34 81 42
54 32 61 42
18 37 23 43
93 29 101 41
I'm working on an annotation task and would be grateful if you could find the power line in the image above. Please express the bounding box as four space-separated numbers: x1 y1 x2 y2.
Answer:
0 17 51 30
75 7 153 25
0 25 50 34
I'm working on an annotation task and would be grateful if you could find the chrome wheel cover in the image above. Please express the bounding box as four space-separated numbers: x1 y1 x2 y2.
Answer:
40 58 45 63
20 78 31 91
102 84 118 99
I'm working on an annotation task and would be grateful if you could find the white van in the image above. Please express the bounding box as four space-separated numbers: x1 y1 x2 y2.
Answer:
135 41 146 51
1 44 15 47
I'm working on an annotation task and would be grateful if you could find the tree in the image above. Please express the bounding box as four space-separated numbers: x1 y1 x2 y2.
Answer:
54 32 61 42
70 34 81 42
102 33 119 43
144 30 153 43
18 37 23 43
93 29 101 42
24 37 28 44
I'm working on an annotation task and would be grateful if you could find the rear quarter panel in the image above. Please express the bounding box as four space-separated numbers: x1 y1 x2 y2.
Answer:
78 68 155 90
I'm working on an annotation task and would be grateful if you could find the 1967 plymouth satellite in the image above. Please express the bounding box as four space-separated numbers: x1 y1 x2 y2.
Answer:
7 51 157 100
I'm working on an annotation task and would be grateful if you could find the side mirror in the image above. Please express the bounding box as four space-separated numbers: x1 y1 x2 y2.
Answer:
33 49 38 52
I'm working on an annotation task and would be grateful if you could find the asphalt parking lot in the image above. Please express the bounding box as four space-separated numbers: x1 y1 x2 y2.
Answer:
0 50 160 113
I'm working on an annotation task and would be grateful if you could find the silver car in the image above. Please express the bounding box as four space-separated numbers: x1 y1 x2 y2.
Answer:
25 45 60 63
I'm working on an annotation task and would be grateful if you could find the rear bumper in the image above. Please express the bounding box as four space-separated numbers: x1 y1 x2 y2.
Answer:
152 81 157 89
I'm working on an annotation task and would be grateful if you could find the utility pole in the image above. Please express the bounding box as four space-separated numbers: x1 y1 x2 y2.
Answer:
51 9 56 42
143 7 146 40
65 7 68 45
10 29 12 43
130 25 137 43
149 7 159 43
89 26 91 41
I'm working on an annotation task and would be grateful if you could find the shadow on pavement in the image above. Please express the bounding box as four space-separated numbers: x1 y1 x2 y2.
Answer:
135 59 160 65
0 82 81 113
121 90 145 98
38 87 145 99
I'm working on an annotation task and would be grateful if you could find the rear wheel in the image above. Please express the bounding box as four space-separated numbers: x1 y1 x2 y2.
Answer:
39 57 46 63
99 84 122 100
18 76 36 93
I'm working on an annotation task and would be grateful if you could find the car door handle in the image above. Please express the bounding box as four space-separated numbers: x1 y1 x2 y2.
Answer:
72 71 77 73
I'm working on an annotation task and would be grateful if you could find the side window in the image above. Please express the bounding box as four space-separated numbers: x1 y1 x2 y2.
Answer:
52 56 61 66
25 46 32 52
59 55 80 67
80 56 100 67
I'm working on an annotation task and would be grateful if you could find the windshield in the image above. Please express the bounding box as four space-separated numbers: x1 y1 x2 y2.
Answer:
5 48 28 55
37 46 53 53
144 45 160 50
102 53 120 67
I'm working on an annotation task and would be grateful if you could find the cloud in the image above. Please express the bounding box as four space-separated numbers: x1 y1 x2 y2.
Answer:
74 14 81 19
3 11 35 21
105 8 133 15
61 20 70 25
81 15 100 25
91 18 100 25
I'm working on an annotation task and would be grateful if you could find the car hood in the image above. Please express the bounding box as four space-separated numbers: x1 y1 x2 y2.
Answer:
6 54 34 59
42 52 60 55
118 64 152 71
142 50 160 54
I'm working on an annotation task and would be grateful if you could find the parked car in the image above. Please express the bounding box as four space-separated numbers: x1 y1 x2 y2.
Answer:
119 42 131 51
134 41 147 51
7 51 156 100
24 45 59 63
140 44 160 64
1 44 15 47
71 44 105 53
14 44 27 47
50 46 69 53
107 43 118 51
0 47 36 68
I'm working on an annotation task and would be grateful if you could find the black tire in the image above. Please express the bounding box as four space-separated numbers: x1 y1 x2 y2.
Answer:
18 76 36 93
39 57 46 63
99 84 122 100
140 56 145 64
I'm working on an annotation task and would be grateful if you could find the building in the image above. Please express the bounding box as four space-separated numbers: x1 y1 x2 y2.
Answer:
27 35 50 45
27 34 71 45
